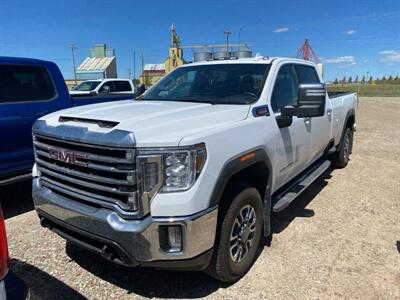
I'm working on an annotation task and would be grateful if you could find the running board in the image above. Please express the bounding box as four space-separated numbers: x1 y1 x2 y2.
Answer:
272 160 331 212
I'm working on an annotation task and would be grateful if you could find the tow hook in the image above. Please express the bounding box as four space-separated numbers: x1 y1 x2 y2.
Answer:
101 245 115 261
39 216 52 229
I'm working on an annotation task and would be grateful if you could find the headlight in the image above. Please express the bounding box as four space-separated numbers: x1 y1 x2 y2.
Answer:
137 143 207 197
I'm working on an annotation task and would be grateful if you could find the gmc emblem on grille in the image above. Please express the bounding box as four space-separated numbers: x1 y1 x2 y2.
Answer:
49 148 85 164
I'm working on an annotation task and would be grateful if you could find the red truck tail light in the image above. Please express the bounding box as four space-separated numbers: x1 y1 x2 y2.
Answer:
0 208 9 280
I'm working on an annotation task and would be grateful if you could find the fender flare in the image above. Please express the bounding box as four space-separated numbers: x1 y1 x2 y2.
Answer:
337 109 355 149
208 148 273 237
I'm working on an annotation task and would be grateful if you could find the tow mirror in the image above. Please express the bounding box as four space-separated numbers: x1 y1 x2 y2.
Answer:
282 83 326 118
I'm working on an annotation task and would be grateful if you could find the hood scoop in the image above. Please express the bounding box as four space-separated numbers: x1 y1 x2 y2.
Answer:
59 116 119 128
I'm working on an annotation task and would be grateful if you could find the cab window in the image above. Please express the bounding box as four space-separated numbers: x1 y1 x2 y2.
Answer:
0 65 55 103
271 64 299 112
114 81 132 92
99 81 115 93
295 65 320 84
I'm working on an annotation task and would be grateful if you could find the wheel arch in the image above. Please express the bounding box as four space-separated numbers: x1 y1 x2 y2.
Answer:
338 109 355 149
208 148 273 237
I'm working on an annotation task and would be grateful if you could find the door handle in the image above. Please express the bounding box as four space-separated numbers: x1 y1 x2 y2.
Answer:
304 117 311 125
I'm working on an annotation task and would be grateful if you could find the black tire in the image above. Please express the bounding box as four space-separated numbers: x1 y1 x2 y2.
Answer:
206 184 263 282
331 127 353 168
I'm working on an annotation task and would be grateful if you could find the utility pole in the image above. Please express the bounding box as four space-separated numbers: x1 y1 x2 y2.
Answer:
141 53 144 86
133 51 136 82
69 44 78 85
127 68 132 79
224 29 232 52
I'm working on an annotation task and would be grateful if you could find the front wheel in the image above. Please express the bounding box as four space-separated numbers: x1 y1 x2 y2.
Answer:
206 185 263 282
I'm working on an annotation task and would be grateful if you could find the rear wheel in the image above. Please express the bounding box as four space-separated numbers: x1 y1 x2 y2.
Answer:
206 185 263 282
331 127 353 168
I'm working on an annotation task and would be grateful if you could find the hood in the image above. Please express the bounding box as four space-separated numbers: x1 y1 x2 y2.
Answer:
42 100 250 147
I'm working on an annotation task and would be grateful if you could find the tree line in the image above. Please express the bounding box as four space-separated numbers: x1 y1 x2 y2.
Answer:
333 75 400 84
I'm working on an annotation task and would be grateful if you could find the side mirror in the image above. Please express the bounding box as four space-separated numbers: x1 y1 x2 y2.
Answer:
276 115 293 128
89 90 98 96
282 83 326 118
100 86 111 94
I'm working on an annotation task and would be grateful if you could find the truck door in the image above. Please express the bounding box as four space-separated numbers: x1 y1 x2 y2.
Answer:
271 64 312 189
294 64 332 163
0 64 61 178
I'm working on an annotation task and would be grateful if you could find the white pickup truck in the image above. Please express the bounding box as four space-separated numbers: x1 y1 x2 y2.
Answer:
32 56 357 282
70 78 135 96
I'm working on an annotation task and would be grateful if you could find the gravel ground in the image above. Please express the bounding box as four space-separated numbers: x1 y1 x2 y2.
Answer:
1 97 400 299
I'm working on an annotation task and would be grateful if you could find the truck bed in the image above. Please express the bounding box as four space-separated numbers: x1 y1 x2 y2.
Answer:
328 91 355 99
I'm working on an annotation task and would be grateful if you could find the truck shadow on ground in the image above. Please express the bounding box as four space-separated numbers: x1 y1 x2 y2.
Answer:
10 258 86 300
66 242 229 298
269 168 333 237
0 179 34 219
65 168 334 299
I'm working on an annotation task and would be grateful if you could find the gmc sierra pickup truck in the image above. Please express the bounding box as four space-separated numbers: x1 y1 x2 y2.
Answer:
0 56 135 186
69 78 135 96
32 56 357 282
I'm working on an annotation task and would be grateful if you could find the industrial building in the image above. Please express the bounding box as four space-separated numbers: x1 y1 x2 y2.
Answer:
76 44 117 80
140 25 254 88
140 25 186 88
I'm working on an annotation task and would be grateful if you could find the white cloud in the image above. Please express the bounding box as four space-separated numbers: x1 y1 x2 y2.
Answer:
339 62 357 69
322 56 355 64
379 50 400 63
344 29 356 35
273 27 289 33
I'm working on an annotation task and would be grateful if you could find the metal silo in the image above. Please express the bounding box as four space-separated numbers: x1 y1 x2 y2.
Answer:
193 50 212 62
212 50 230 59
233 46 252 58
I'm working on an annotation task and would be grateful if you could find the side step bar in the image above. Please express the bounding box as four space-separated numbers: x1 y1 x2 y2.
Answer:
272 160 331 212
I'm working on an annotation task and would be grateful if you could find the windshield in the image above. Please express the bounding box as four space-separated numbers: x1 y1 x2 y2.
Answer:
73 81 101 91
140 63 271 104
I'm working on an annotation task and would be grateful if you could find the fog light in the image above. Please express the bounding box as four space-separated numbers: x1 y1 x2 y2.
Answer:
160 225 183 253
168 225 183 252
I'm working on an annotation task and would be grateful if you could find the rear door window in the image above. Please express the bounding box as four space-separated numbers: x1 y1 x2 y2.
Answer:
0 65 56 103
113 81 132 92
295 65 320 84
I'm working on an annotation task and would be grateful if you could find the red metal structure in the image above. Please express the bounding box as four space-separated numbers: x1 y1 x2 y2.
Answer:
296 39 321 63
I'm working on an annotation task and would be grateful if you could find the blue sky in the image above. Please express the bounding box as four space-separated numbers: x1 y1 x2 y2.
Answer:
1 0 399 81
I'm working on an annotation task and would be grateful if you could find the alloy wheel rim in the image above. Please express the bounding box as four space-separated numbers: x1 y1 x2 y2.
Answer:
229 205 257 263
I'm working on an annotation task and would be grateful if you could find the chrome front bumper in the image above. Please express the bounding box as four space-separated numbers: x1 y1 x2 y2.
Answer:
32 178 218 265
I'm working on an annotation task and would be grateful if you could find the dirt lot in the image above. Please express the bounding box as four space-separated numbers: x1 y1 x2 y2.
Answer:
2 97 399 299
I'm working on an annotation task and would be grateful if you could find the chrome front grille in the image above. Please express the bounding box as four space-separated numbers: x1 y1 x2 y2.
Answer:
33 134 141 218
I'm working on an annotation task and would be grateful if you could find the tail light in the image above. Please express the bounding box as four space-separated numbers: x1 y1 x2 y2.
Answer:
0 208 9 280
